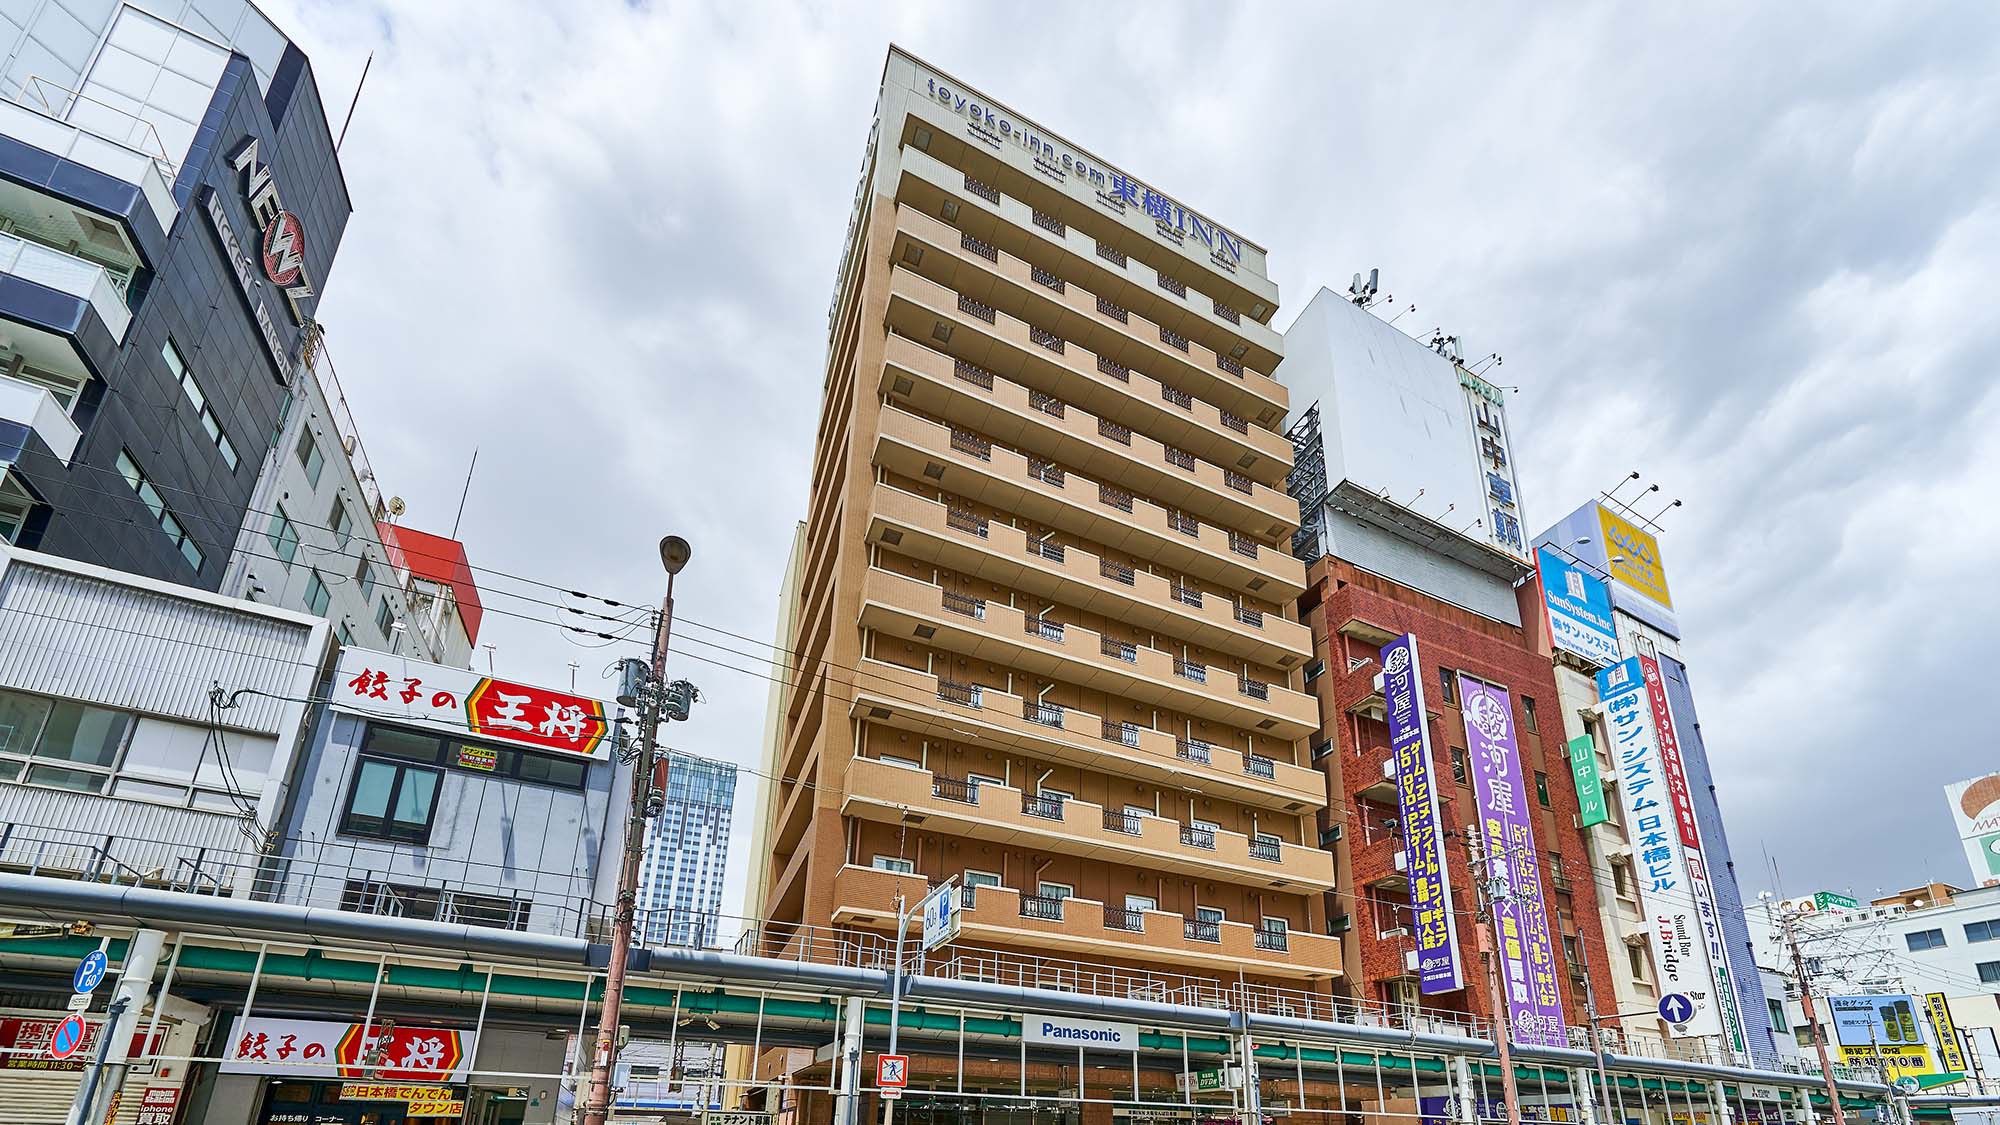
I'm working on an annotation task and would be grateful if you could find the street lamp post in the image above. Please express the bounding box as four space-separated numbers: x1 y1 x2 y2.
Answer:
581 535 692 1125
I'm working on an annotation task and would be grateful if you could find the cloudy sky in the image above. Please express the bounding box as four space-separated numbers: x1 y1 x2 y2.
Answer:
261 0 2000 916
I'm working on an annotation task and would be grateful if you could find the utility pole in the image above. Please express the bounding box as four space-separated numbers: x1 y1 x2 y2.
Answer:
1580 966 1614 1125
885 889 906 1125
1467 829 1523 1125
1783 908 1847 1125
582 536 695 1125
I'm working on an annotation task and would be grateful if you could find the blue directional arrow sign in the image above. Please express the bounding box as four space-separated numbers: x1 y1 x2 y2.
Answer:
47 1013 87 1060
1659 993 1696 1024
72 950 107 995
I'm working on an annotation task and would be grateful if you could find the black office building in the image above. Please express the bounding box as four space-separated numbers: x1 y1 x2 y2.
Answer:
0 5 349 589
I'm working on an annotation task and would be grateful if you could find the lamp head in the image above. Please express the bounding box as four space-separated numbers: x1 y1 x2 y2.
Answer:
659 535 692 576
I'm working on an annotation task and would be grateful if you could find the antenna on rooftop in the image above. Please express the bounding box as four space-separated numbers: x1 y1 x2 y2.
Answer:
1347 268 1380 306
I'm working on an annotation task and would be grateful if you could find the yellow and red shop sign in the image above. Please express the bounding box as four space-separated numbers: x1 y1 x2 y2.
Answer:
334 649 610 758
222 1016 473 1081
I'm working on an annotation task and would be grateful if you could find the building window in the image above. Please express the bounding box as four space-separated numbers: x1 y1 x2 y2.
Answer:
1981 961 2000 984
1627 944 1647 981
296 427 325 487
0 689 136 794
376 598 396 636
1906 928 1947 952
1450 747 1469 785
1534 770 1551 807
1522 695 1539 733
872 855 913 874
1611 859 1631 897
356 556 376 600
1767 998 1788 1033
0 477 32 544
340 757 442 843
115 450 204 571
164 338 239 472
337 621 355 646
1302 659 1324 686
266 505 300 567
329 499 351 545
357 724 586 790
304 570 330 615
1966 920 2000 944
1439 668 1458 705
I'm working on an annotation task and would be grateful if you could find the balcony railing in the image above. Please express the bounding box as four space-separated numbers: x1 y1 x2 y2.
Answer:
1217 354 1245 377
1020 894 1065 921
1098 418 1132 445
1164 446 1195 471
1029 326 1065 354
1235 605 1265 628
1023 700 1065 728
1213 299 1241 325
1168 512 1200 537
1095 241 1126 267
1248 838 1282 862
937 679 983 707
1224 470 1254 494
1095 295 1128 323
1161 383 1193 410
1022 793 1066 820
1032 209 1066 237
961 232 998 262
952 358 995 390
1183 917 1221 942
1228 532 1260 558
1160 327 1190 353
932 775 978 803
1096 356 1130 382
1175 738 1212 764
1028 459 1066 488
942 590 987 619
1031 265 1066 293
1099 485 1134 512
1102 809 1142 836
946 508 989 537
0 232 132 342
1158 274 1187 298
1219 410 1250 434
957 294 996 323
1100 558 1135 585
1254 927 1290 952
1026 536 1065 562
950 429 992 459
1244 755 1277 780
1103 906 1144 932
1174 659 1208 684
1238 676 1270 701
1179 824 1218 850
964 174 1000 203
1170 584 1203 608
1101 637 1138 663
1025 615 1066 642
1102 720 1140 748
1028 390 1066 418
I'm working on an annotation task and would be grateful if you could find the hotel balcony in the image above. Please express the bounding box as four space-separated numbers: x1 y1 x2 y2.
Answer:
893 138 1281 371
863 483 1309 670
840 757 1336 892
886 198 1284 429
0 95 177 242
874 404 1305 602
845 657 1324 813
878 331 1299 542
857 566 1319 739
830 862 1340 983
883 265 1291 488
0 373 81 463
0 231 132 344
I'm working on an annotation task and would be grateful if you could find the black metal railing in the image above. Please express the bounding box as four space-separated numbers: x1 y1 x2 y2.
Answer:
1098 418 1132 445
1219 410 1249 434
1020 894 1065 921
1224 470 1253 494
1032 209 1066 237
1237 676 1270 701
933 775 978 803
946 508 989 537
1160 327 1190 353
1096 356 1130 382
1101 637 1138 663
1157 274 1187 298
1028 460 1066 489
1255 927 1289 952
1100 558 1135 585
1161 384 1192 410
1217 354 1245 377
1030 326 1065 354
1022 793 1066 820
1235 605 1265 628
1164 446 1195 471
1024 615 1065 643
1102 720 1140 748
953 358 995 390
1095 241 1127 267
1102 809 1142 836
1023 700 1065 727
1213 299 1241 325
964 174 1000 203
1176 738 1212 764
1228 532 1260 558
1179 824 1218 850
1027 537 1065 563
1096 296 1128 323
1175 660 1208 684
937 679 983 707
1184 917 1221 942
942 590 987 619
1248 837 1282 862
1028 390 1065 418
1100 485 1134 512
950 429 992 460
1104 906 1144 932
1031 265 1065 293
957 294 996 323
960 232 998 262
1170 584 1203 608
1244 755 1277 780
1168 512 1200 536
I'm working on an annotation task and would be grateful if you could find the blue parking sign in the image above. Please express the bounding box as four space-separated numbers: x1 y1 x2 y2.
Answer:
73 950 107 995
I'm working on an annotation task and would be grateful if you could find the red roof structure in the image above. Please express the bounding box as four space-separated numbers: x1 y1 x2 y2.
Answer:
376 522 483 646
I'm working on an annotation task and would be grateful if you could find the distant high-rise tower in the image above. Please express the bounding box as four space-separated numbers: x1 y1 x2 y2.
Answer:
637 753 738 948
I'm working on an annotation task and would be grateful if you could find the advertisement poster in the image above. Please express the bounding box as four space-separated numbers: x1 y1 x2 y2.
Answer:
1380 633 1463 994
1944 774 2000 889
1830 995 1941 1081
1537 546 1619 667
1569 735 1608 827
221 1016 474 1081
1461 678 1566 1046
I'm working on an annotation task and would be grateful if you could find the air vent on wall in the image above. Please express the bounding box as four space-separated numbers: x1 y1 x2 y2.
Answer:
880 529 903 545
914 625 936 639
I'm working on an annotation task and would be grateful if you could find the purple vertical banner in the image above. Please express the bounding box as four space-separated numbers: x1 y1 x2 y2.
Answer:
1461 678 1568 1048
1379 633 1463 993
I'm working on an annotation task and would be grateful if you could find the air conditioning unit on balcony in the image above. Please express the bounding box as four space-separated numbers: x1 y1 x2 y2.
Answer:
1381 757 1396 781
1372 671 1386 694
1394 850 1409 872
1404 950 1420 973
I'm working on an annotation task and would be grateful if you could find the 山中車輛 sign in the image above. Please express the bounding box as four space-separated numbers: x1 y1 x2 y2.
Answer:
333 650 610 759
1380 633 1462 994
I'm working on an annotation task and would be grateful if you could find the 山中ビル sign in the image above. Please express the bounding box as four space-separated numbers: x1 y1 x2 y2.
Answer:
1568 735 1608 827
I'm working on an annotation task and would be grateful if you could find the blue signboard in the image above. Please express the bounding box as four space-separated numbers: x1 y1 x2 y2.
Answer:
1537 547 1619 666
1380 633 1463 994
72 950 107 995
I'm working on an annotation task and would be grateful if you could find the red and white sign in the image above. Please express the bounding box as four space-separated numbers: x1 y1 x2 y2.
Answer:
220 1016 474 1081
333 649 611 759
0 1016 161 1072
877 1053 909 1090
136 1086 180 1125
1638 655 1702 850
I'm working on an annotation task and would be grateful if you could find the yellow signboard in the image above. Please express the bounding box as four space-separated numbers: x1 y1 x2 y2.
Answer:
1838 1042 1939 1082
408 1099 466 1118
1595 505 1672 608
339 1083 454 1102
1927 993 1967 1073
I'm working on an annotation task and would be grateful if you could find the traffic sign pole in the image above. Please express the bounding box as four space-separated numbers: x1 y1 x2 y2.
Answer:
67 928 163 1125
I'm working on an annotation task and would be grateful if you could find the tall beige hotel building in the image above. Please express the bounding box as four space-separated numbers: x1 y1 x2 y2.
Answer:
753 48 1337 994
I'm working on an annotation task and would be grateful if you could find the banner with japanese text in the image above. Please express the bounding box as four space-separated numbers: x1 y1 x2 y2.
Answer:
1597 658 1723 1039
1380 633 1463 994
332 648 611 759
1461 678 1566 1047
1537 546 1619 667
220 1016 474 1080
1568 735 1608 827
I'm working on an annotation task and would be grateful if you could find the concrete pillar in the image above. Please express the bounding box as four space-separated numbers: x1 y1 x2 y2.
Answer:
67 928 166 1125
832 996 864 1125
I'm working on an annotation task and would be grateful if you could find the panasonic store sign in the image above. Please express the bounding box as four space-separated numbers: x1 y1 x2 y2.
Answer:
1022 1015 1138 1050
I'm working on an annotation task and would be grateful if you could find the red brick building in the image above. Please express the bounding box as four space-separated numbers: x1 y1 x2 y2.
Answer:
1297 555 1617 1027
